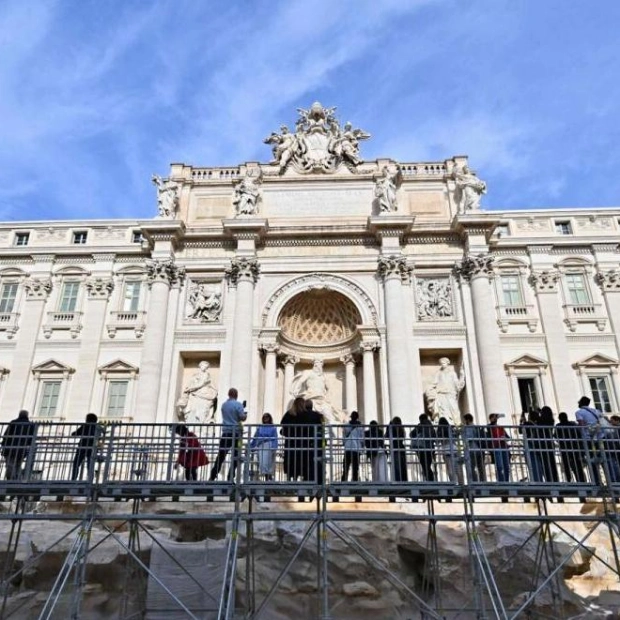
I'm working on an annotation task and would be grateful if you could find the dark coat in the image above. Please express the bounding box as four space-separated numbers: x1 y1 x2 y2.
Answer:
2 417 35 461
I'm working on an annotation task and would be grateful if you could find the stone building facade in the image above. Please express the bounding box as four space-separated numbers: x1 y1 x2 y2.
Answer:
0 104 619 425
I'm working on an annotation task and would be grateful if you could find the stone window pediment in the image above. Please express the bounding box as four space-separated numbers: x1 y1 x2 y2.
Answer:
32 358 75 377
506 354 548 370
573 353 619 370
98 359 139 378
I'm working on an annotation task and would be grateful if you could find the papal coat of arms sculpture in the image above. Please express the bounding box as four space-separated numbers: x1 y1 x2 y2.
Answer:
263 101 371 174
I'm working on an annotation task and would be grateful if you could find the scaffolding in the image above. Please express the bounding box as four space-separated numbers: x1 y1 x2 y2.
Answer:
1 421 619 619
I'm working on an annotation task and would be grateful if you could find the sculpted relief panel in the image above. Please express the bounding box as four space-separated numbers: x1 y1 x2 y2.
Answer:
416 278 454 320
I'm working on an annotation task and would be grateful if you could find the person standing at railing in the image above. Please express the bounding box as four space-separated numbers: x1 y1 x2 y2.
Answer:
365 421 388 482
71 413 105 481
2 410 35 481
555 412 586 483
209 388 247 482
410 414 436 482
341 411 364 482
174 424 208 481
387 417 408 482
538 407 559 482
436 417 462 484
250 413 278 481
299 399 324 483
280 397 305 481
488 414 511 482
519 410 543 482
462 414 486 482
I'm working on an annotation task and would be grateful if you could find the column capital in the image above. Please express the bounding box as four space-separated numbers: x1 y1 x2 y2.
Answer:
23 278 52 299
453 253 494 282
284 354 299 366
595 268 620 292
260 342 280 355
146 258 185 288
85 277 114 300
340 354 356 366
225 256 260 286
377 254 412 284
360 340 380 353
528 269 560 293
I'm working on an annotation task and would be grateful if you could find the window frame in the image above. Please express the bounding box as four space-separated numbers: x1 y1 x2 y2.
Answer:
500 274 524 308
588 375 613 414
97 360 139 422
554 220 573 235
0 282 19 314
72 230 88 245
58 280 81 313
121 280 142 313
564 272 591 305
14 232 30 247
30 359 75 420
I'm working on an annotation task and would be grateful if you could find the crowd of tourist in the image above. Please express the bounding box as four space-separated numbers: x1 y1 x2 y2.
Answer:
1 391 619 488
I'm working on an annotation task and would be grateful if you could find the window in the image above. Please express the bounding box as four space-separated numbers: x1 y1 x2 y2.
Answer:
496 224 510 237
72 231 88 245
589 376 612 413
501 275 523 307
555 221 572 235
517 377 540 413
122 281 141 312
14 232 30 246
0 283 18 313
38 381 61 417
132 231 143 244
565 273 590 305
59 281 80 313
106 380 129 417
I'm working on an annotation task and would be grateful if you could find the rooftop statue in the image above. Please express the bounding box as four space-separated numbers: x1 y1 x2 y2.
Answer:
233 168 263 216
452 163 486 213
374 164 400 213
263 102 370 174
152 174 179 219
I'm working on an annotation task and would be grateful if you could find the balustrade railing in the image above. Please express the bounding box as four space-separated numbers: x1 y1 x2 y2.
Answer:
1 423 618 494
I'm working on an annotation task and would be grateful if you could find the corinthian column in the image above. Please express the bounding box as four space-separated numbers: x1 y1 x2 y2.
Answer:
596 269 620 362
282 355 298 412
2 277 52 412
455 254 509 415
226 257 260 402
377 255 413 421
261 343 279 417
360 341 379 421
135 259 185 422
340 354 358 412
69 277 114 417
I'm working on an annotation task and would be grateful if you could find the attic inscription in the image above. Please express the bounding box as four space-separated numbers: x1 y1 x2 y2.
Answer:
262 187 373 216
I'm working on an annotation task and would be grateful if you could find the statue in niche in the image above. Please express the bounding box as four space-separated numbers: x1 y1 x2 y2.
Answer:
187 283 222 322
151 174 179 219
425 357 465 425
233 168 263 216
452 164 486 212
291 359 346 424
177 361 218 424
416 279 453 320
374 165 399 213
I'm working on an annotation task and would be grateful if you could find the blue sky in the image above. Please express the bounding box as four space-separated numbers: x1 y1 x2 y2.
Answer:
0 0 619 222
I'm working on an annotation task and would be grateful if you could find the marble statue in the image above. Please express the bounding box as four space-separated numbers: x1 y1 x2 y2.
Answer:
374 165 399 212
290 359 346 424
151 175 179 219
264 102 370 174
177 361 218 424
416 279 453 320
425 357 465 425
187 283 222 322
453 164 486 212
233 168 262 216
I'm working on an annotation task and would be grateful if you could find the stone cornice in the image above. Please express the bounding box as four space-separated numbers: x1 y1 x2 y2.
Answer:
367 215 415 242
222 218 268 243
138 220 186 250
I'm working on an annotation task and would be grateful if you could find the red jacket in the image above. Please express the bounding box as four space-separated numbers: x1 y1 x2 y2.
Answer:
177 433 208 468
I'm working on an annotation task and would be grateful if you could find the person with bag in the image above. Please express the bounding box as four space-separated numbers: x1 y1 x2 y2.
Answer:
341 411 364 482
174 424 208 481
